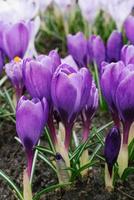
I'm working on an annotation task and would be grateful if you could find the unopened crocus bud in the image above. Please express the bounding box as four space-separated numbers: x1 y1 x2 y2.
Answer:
23 55 54 103
107 30 123 62
16 96 48 177
124 15 134 44
101 61 125 127
104 127 121 189
88 35 106 72
67 32 88 68
121 45 134 65
51 64 92 149
0 22 29 60
5 56 23 100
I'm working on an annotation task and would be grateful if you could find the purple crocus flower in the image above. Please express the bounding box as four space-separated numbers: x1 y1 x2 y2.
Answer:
51 64 92 149
16 96 48 177
0 21 29 60
121 45 134 65
23 55 55 103
88 35 106 72
104 127 121 177
82 81 98 141
67 32 88 68
116 64 134 145
101 61 125 127
5 57 24 100
124 15 134 44
107 30 123 62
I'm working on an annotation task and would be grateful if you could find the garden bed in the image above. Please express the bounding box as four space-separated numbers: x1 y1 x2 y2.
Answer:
0 112 134 200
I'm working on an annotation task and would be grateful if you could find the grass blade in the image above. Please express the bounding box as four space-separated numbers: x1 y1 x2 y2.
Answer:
0 169 23 200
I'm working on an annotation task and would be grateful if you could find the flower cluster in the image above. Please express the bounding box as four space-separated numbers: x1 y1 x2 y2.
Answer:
11 50 98 179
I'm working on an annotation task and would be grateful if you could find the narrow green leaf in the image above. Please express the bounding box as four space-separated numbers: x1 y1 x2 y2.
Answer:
0 169 23 200
128 139 134 161
121 167 134 180
4 87 15 113
35 146 54 156
89 143 102 162
44 127 56 153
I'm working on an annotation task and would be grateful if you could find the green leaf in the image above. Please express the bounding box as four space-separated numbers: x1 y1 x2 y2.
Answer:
35 146 55 156
121 167 134 180
89 143 102 162
44 127 56 153
71 160 97 181
0 169 23 200
38 152 57 174
128 138 134 161
4 87 15 113
33 182 71 200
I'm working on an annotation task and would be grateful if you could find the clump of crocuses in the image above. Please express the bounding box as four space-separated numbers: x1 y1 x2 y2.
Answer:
22 51 99 182
101 58 134 176
67 32 106 71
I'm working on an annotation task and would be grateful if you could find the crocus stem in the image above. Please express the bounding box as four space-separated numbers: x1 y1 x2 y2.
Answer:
26 150 34 178
80 121 90 176
64 125 73 150
16 87 23 101
123 122 131 145
23 169 32 200
118 122 130 177
105 163 113 191
82 121 90 142
111 111 120 129
93 61 103 109
48 116 58 146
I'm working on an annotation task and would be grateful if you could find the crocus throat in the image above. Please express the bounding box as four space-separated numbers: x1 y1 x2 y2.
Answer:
14 56 21 63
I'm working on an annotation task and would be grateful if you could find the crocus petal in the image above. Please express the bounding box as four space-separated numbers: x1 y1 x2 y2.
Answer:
124 15 134 44
16 96 48 150
116 72 134 123
101 61 125 112
121 45 134 65
67 32 88 68
107 30 123 62
51 71 77 123
3 22 29 59
23 58 53 102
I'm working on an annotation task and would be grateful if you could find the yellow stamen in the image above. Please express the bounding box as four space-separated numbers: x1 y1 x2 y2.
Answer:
14 56 21 63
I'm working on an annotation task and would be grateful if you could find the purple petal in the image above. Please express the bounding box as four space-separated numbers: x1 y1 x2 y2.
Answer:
3 22 29 59
107 30 123 62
